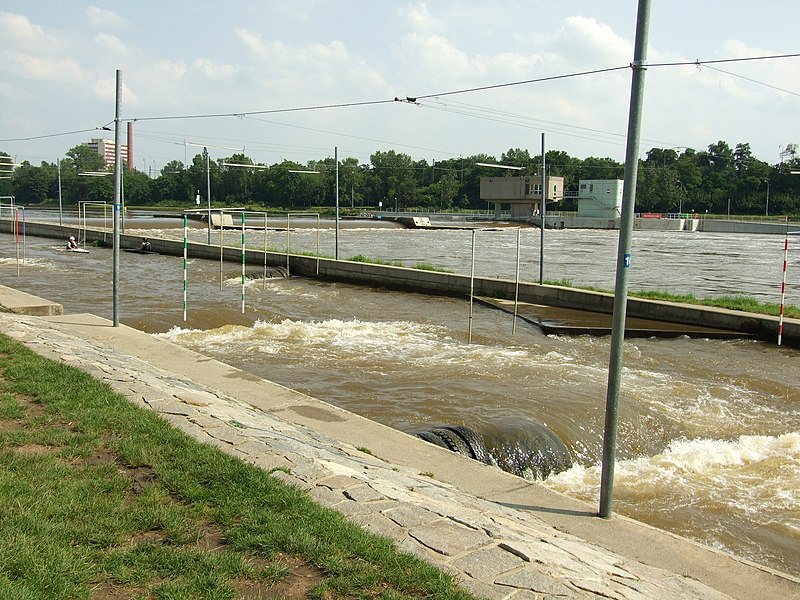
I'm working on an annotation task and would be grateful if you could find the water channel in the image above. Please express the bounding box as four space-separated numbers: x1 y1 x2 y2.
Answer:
1 213 799 577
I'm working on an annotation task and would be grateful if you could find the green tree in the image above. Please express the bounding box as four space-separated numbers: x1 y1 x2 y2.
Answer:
500 148 533 173
63 144 107 174
12 161 49 204
122 170 153 206
367 150 417 210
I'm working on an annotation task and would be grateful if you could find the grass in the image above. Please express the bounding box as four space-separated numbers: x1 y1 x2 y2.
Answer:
0 334 474 600
543 279 800 319
346 255 452 273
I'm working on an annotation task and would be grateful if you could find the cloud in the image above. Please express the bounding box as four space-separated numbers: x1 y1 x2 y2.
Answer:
399 1 443 34
92 72 138 105
0 50 85 82
85 6 127 29
231 30 388 99
193 59 238 81
545 16 632 68
0 11 61 53
94 32 129 56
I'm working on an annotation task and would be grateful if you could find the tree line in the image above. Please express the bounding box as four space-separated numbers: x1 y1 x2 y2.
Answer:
2 140 799 216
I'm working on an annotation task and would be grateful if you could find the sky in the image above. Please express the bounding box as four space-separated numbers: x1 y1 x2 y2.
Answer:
1 1 798 174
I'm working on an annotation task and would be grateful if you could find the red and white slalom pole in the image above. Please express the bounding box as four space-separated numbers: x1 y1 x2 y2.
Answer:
778 231 800 346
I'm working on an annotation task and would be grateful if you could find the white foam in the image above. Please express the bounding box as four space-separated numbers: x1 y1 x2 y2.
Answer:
156 317 579 372
546 432 800 514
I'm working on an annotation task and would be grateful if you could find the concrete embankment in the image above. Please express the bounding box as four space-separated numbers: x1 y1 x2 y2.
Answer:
1 285 798 599
2 218 798 346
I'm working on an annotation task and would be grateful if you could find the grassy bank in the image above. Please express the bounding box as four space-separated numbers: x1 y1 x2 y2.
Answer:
544 279 800 319
0 334 473 600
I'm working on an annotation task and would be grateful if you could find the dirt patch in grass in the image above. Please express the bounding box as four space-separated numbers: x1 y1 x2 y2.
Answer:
3 388 327 600
233 555 324 600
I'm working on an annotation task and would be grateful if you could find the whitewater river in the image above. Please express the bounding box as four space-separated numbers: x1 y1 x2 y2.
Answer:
1 214 799 577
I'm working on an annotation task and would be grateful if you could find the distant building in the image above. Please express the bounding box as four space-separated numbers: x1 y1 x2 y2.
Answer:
479 175 564 220
87 138 128 169
576 179 623 218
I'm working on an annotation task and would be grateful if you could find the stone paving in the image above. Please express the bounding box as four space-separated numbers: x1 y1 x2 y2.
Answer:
0 312 739 599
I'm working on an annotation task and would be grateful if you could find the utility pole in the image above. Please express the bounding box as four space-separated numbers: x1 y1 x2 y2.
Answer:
112 69 122 327
204 147 211 244
599 0 651 518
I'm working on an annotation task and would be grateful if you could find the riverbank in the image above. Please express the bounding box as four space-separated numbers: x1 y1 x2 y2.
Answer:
1 285 798 599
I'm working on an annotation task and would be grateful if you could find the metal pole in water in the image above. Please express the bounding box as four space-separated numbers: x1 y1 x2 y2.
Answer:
316 213 320 275
112 69 122 327
286 214 290 275
20 207 26 263
778 231 800 345
183 214 187 322
468 228 476 344
513 227 521 335
219 210 224 290
540 133 546 284
263 212 268 291
205 147 211 245
335 146 340 260
57 159 63 226
599 0 651 518
241 212 246 314
14 207 19 277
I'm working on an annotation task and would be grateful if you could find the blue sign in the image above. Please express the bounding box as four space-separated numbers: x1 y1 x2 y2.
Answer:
624 253 631 268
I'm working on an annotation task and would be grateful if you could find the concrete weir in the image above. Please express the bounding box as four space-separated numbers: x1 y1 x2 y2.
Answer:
0 286 798 599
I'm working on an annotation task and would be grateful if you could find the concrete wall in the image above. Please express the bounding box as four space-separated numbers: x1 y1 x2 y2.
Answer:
2 218 798 346
698 219 799 234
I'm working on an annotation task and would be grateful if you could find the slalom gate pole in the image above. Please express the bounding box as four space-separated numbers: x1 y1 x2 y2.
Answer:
778 234 788 345
14 207 20 277
468 229 476 344
263 212 268 291
286 214 290 275
20 207 26 262
183 215 187 322
777 232 800 344
513 228 521 335
241 212 246 314
219 210 224 290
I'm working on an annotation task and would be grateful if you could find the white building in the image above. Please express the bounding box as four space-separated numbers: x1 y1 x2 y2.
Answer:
87 138 128 169
576 179 624 218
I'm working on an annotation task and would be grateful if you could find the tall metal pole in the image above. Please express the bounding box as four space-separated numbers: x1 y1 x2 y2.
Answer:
205 147 211 244
540 133 546 284
335 146 340 260
57 159 63 226
599 0 651 518
112 69 122 327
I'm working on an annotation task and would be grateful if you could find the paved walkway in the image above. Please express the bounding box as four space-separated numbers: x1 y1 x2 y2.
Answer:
0 290 797 599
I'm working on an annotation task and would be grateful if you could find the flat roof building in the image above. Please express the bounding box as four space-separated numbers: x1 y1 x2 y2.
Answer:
87 138 128 169
480 175 564 221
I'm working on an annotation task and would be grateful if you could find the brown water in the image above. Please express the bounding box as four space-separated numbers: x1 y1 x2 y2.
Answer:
2 218 799 577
